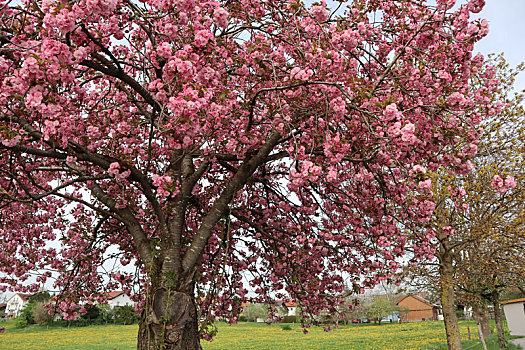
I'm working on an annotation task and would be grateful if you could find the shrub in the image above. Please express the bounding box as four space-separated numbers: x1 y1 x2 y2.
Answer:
15 317 28 328
282 315 297 323
80 304 101 320
113 305 140 325
33 302 54 325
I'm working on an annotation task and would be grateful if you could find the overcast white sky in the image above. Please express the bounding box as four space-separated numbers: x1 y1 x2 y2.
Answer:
473 0 525 91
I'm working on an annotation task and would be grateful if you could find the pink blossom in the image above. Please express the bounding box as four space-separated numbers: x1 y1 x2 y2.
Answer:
194 30 213 47
401 122 418 143
413 165 426 173
419 179 432 191
1 135 21 147
309 5 329 22
157 42 172 59
73 47 88 62
108 162 120 177
326 167 337 182
447 92 466 107
504 175 516 189
442 226 455 236
214 7 229 28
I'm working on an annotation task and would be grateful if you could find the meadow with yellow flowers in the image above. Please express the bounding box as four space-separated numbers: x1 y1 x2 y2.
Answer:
0 319 518 349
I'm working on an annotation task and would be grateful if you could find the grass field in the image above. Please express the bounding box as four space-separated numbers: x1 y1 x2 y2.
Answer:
0 319 520 349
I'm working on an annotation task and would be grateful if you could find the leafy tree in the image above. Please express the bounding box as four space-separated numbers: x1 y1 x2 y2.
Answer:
17 291 51 327
241 303 269 322
404 55 525 350
0 0 498 348
365 297 398 325
97 304 115 325
33 301 54 325
114 305 140 325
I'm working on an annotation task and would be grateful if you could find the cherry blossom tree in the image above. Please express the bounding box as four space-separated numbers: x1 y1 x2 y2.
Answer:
0 0 497 348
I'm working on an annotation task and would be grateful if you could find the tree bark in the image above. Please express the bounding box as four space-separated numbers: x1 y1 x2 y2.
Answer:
137 283 202 350
492 291 507 350
440 253 462 350
472 303 491 338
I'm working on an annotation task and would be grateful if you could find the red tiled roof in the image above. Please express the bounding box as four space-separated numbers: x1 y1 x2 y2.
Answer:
105 291 125 300
396 294 436 307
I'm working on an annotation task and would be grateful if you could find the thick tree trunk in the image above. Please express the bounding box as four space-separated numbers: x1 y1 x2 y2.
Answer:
492 292 507 350
137 284 202 350
440 254 462 350
472 303 491 338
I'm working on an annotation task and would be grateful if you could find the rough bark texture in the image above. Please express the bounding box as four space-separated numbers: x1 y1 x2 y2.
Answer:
440 253 462 350
492 292 507 350
472 303 491 338
137 284 201 350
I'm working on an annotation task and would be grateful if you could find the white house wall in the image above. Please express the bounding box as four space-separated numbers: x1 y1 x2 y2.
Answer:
5 295 27 318
503 302 525 336
108 294 134 309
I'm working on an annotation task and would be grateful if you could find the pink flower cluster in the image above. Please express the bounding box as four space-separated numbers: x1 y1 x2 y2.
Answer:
491 175 516 194
290 67 314 81
108 162 131 180
214 7 229 28
290 161 322 187
309 4 329 22
152 174 173 197
442 226 455 236
157 42 172 59
194 30 213 48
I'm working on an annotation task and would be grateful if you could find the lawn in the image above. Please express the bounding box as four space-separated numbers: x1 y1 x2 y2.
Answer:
0 319 520 349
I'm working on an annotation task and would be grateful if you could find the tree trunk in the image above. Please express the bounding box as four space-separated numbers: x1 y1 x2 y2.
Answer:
472 303 491 338
492 291 507 350
137 284 202 350
440 253 462 350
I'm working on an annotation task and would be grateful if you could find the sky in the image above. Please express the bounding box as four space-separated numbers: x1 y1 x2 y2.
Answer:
472 0 525 92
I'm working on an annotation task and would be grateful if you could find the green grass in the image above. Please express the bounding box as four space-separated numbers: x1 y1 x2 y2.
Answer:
0 319 521 349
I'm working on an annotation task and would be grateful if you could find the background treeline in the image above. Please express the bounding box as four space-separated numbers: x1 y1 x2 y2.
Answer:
15 292 140 328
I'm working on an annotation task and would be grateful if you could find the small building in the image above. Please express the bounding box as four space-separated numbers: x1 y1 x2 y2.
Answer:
105 291 134 309
283 300 297 317
5 293 32 318
397 294 439 322
501 298 525 336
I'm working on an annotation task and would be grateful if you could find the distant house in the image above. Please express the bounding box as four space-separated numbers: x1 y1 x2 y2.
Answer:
501 298 525 336
282 300 297 317
397 294 440 322
5 293 32 318
105 291 134 309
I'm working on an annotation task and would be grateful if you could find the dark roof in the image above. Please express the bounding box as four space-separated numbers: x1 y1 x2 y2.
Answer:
17 293 33 301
